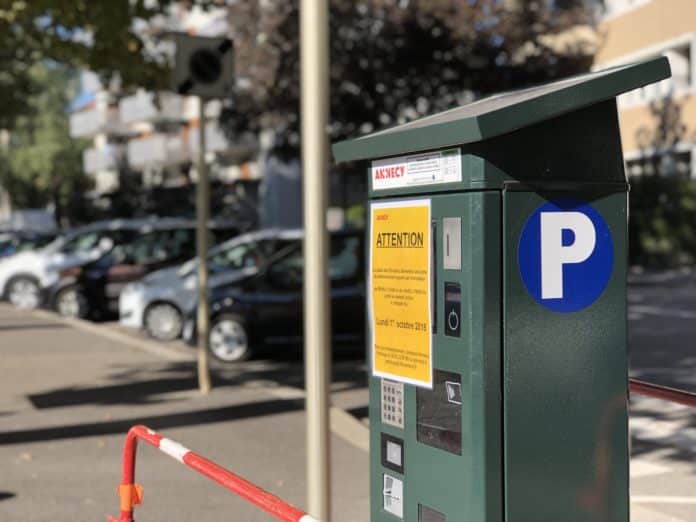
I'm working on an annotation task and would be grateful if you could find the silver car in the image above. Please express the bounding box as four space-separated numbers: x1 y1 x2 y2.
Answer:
119 228 302 341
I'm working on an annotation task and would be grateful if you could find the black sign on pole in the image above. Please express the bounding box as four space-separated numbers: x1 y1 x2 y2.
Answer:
171 35 234 100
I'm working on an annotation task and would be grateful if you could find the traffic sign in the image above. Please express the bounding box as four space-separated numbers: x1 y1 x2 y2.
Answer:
518 199 614 313
171 34 234 99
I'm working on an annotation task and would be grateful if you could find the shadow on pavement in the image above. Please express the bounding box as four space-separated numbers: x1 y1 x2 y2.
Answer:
628 277 696 393
26 353 367 410
0 492 16 502
0 397 305 446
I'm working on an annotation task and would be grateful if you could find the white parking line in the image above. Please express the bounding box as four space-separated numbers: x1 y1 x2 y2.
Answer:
630 460 671 478
629 304 696 319
632 495 696 505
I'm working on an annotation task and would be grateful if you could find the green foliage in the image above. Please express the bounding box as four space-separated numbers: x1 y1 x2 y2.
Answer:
629 172 696 268
0 0 206 128
224 0 596 153
0 64 92 224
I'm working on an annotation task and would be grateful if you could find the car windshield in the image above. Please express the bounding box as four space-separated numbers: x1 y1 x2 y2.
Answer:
59 231 103 254
208 238 287 273
102 228 195 266
266 235 362 289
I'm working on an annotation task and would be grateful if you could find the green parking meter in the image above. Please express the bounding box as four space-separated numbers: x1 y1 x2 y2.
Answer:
332 57 670 522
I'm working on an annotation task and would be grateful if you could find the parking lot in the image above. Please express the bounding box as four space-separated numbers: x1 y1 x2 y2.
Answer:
0 296 694 521
0 304 369 522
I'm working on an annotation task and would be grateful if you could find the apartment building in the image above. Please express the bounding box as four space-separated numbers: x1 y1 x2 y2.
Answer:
69 4 257 198
594 0 696 177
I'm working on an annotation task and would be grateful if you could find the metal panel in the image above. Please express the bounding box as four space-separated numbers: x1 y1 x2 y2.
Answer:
369 191 502 522
502 189 629 522
333 57 670 162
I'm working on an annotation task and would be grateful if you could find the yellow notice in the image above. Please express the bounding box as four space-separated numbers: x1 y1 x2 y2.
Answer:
370 199 432 388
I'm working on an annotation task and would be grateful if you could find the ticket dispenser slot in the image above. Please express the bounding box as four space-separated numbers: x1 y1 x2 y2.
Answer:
416 370 462 455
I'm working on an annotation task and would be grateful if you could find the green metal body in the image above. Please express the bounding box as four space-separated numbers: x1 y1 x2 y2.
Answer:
334 57 670 522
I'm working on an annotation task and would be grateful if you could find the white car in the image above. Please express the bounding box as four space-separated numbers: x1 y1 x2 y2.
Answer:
0 218 186 309
119 228 302 341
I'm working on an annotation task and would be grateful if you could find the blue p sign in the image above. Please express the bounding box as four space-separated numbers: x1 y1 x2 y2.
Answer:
518 200 614 313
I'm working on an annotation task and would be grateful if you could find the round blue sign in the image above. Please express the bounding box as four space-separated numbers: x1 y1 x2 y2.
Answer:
518 200 613 313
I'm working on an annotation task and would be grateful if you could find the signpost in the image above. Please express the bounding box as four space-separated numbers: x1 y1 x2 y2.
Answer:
172 35 234 394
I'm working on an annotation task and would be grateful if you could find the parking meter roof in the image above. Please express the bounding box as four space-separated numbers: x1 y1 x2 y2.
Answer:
332 56 670 163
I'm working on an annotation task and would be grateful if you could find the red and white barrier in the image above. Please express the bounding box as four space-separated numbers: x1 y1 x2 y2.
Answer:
111 425 319 522
629 378 696 408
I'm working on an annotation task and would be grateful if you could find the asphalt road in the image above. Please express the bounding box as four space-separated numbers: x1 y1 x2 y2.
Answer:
0 281 694 521
0 304 369 522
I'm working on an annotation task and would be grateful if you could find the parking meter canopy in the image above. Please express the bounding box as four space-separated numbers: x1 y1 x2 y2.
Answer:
334 56 670 192
333 57 671 522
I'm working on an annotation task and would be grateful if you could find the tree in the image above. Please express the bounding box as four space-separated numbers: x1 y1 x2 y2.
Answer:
0 64 92 224
629 96 696 267
0 0 213 128
222 0 597 152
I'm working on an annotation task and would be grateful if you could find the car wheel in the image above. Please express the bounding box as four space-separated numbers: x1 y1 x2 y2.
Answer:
55 286 87 318
209 314 251 363
7 276 41 309
144 302 183 342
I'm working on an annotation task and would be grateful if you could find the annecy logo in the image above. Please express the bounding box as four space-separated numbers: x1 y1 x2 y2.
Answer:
518 200 614 313
374 165 405 180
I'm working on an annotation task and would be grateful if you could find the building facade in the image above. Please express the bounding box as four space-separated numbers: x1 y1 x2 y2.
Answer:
69 4 259 200
594 0 696 177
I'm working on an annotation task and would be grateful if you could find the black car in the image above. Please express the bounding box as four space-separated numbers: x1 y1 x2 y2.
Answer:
48 220 238 319
182 229 365 362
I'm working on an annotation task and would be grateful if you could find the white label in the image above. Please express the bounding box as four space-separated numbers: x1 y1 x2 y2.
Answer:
442 217 462 270
383 474 404 518
371 148 462 190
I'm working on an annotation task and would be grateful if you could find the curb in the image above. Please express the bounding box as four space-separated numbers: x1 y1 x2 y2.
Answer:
30 308 194 362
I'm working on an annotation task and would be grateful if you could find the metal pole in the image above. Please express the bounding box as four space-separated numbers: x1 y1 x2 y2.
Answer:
196 97 212 394
300 0 331 520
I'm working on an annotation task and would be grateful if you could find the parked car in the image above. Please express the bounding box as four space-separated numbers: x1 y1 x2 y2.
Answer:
0 230 57 259
47 220 239 320
182 230 365 363
119 228 303 341
0 219 148 309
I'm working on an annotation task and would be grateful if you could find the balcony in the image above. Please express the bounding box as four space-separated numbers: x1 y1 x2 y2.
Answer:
187 121 229 155
69 107 130 139
127 133 189 170
119 91 189 125
83 145 122 174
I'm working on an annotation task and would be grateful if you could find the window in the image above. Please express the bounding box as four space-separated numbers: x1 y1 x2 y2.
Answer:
267 248 304 289
209 241 266 272
618 42 693 108
329 236 362 282
60 231 101 254
602 0 651 18
266 234 363 289
626 151 692 178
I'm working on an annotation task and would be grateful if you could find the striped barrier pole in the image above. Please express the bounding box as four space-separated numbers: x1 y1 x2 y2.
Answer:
629 378 696 408
112 425 319 522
